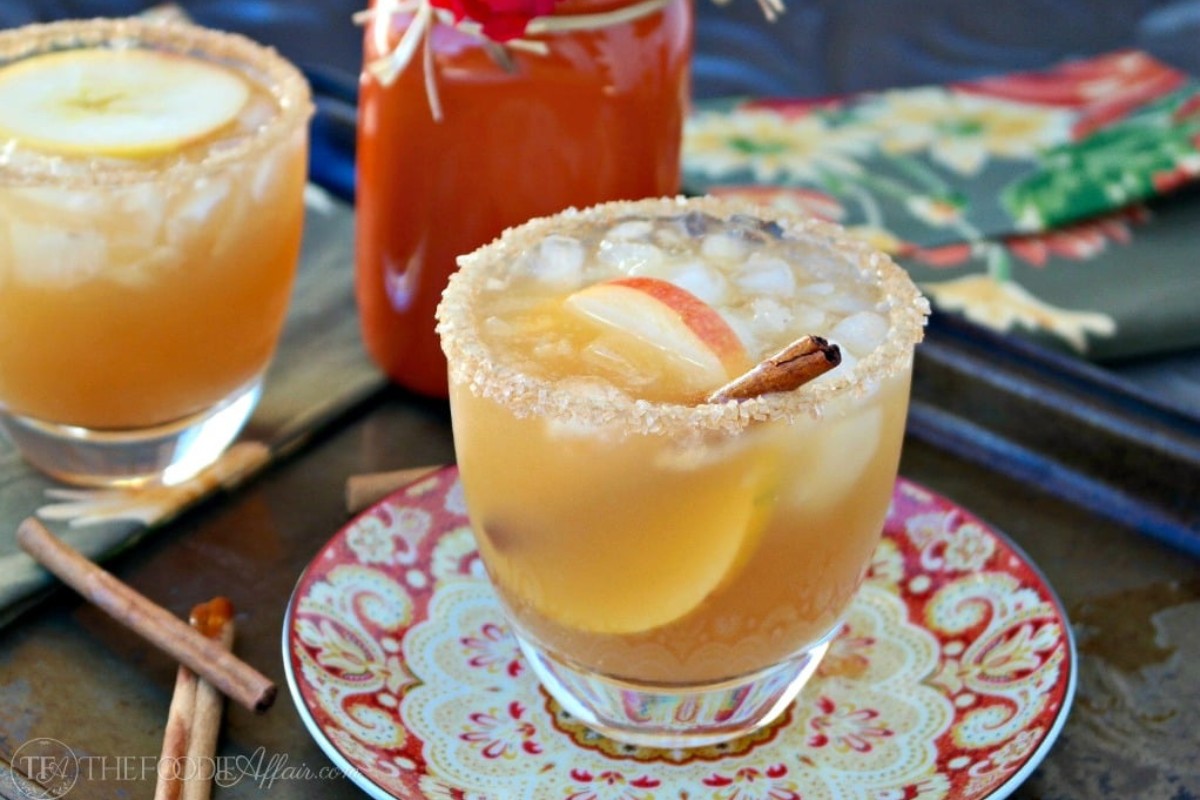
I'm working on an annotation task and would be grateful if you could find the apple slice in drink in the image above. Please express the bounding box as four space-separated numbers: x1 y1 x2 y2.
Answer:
0 49 250 157
564 276 752 395
480 434 784 635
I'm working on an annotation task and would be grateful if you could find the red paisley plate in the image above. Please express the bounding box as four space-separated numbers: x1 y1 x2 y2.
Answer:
282 466 1076 800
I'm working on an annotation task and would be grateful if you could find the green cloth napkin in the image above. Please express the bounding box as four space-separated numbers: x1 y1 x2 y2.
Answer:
683 50 1200 360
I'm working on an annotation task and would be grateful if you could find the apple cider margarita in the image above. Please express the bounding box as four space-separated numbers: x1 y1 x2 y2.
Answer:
438 196 927 745
0 20 310 433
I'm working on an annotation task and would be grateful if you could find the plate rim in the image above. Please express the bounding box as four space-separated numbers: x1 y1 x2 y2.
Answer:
281 467 1078 800
282 569 400 800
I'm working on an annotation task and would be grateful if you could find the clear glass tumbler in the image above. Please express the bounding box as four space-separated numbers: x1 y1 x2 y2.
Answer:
437 196 928 746
0 19 313 486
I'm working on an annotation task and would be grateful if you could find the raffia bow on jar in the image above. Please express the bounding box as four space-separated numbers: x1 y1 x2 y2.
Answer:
355 0 784 120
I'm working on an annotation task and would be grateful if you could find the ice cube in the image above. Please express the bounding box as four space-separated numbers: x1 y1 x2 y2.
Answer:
788 405 884 511
605 219 653 241
680 210 718 237
533 338 573 360
812 348 858 385
108 245 176 289
701 232 751 262
720 310 760 359
110 183 166 250
528 234 585 288
735 255 796 297
653 224 688 251
793 248 844 282
485 292 541 320
168 177 231 244
624 258 666 279
729 214 784 239
725 214 773 245
829 311 889 358
598 240 664 274
14 186 106 221
9 219 107 288
251 150 283 204
749 296 793 336
546 416 603 439
791 303 827 332
233 90 277 135
655 433 758 470
799 281 836 298
814 289 876 314
662 259 730 305
210 185 252 259
582 334 660 389
798 279 876 314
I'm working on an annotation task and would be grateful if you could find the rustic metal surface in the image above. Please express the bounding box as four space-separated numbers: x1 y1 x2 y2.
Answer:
912 313 1200 556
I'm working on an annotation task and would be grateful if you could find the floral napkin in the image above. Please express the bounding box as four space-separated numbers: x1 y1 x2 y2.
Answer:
682 51 1200 359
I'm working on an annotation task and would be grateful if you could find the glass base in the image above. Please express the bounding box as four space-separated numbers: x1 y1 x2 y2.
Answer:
515 628 835 748
0 379 262 488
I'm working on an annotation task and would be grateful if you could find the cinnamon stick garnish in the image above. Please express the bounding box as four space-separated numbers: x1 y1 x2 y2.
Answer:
15 518 275 713
345 465 441 514
706 335 841 404
155 597 235 800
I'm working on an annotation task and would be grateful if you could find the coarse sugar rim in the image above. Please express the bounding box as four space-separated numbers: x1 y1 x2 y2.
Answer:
0 17 313 187
436 195 930 436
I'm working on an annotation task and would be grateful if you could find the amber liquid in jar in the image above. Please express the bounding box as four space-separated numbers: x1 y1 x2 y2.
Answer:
355 0 693 396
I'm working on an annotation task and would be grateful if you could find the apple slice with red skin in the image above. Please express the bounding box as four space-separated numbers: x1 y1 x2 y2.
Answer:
564 276 751 390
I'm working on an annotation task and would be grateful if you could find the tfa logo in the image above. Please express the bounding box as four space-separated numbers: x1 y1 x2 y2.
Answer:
9 738 78 800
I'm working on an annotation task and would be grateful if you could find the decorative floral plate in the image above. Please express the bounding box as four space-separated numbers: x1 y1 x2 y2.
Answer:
282 466 1076 800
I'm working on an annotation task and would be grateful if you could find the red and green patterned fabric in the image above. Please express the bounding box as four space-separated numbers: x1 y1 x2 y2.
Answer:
683 51 1200 360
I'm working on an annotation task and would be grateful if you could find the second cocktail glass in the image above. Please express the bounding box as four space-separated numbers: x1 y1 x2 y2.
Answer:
0 19 313 486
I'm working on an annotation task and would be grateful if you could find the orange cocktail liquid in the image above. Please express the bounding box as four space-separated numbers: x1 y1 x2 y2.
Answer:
355 0 692 397
451 375 911 684
0 82 307 430
439 198 928 687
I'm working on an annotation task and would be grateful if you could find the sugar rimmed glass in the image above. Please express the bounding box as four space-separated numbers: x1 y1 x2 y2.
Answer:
437 196 928 747
0 19 313 486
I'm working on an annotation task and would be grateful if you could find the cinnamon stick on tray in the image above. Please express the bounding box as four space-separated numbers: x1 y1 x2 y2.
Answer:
706 335 841 404
155 597 236 800
15 518 275 713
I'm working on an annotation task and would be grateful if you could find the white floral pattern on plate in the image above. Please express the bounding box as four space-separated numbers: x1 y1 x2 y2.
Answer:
283 467 1076 800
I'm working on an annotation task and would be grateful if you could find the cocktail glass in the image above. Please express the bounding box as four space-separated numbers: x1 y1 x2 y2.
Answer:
0 18 312 486
437 196 928 747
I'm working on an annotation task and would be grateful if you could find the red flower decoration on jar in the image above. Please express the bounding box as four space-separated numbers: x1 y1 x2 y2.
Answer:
432 0 558 40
